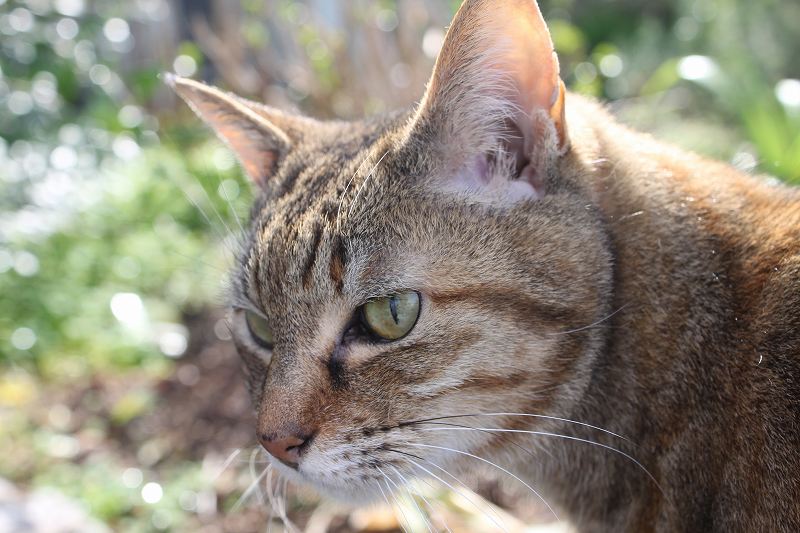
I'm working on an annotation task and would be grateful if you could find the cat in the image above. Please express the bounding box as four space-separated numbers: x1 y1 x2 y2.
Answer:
166 0 800 530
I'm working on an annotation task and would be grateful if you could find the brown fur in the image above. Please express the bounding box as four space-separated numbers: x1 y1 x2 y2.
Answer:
170 0 800 530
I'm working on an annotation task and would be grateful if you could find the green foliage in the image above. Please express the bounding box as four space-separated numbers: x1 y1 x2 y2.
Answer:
0 140 247 376
545 0 800 180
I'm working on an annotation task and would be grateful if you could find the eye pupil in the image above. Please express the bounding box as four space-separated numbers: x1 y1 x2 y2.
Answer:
389 296 399 324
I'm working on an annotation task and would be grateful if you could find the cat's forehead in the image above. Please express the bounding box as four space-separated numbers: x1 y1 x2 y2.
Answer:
252 110 410 223
240 119 421 314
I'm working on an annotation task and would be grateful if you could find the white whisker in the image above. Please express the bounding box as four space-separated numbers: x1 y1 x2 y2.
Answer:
386 464 435 533
212 448 242 481
248 447 266 506
191 173 239 243
404 475 454 533
217 173 245 236
419 425 664 495
551 303 630 336
167 248 229 274
375 474 403 532
347 149 390 220
378 471 411 533
279 478 299 533
408 443 559 521
264 467 276 533
172 177 239 257
392 452 508 533
232 462 271 512
408 412 629 442
336 151 374 233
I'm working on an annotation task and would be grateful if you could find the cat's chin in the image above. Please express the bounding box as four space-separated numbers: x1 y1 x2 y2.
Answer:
311 483 388 506
266 458 393 506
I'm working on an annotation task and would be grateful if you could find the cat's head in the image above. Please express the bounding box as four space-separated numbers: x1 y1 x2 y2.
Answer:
169 0 613 501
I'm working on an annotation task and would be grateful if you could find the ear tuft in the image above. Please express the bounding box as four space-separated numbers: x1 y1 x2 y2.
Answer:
166 75 291 188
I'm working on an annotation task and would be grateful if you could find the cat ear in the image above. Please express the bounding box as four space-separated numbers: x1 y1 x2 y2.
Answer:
410 0 567 200
165 74 294 188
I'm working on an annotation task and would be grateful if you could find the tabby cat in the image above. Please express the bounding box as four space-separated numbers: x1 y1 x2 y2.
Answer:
167 0 800 530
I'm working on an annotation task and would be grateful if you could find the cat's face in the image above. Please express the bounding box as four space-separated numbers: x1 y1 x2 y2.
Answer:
172 0 613 501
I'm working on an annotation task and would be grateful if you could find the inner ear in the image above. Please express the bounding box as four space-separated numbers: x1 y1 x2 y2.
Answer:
498 116 550 195
451 117 547 201
498 118 533 178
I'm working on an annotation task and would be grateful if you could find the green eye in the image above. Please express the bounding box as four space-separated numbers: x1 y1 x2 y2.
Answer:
361 291 420 341
245 310 274 348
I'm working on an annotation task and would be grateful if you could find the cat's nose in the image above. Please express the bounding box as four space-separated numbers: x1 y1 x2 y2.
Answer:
259 431 313 468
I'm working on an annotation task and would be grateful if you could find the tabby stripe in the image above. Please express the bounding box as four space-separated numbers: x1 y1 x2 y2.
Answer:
300 222 324 288
429 287 579 330
329 235 347 293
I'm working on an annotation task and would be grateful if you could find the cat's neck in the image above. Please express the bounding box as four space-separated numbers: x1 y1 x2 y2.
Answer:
538 97 800 529
586 100 800 368
576 94 800 352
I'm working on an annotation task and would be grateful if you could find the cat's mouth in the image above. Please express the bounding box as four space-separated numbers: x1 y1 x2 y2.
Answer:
258 421 498 505
263 447 405 504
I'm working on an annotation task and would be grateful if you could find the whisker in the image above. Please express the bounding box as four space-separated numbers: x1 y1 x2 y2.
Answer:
385 464 435 533
385 448 508 533
266 475 297 533
336 151 374 233
422 419 554 462
375 474 405 533
155 129 242 255
418 425 664 496
171 176 239 257
283 478 295 531
231 462 271 512
278 478 299 533
272 476 284 520
399 465 457 533
407 475 454 533
378 471 412 533
211 448 242 481
347 149 390 220
401 412 629 442
217 173 246 236
408 443 559 521
550 303 630 336
248 447 266 507
191 171 240 246
264 467 276 533
167 247 230 274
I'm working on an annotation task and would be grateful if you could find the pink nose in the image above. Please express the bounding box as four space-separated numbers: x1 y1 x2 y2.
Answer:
259 432 312 467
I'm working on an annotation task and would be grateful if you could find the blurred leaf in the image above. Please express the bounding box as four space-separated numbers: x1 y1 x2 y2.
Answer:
550 19 586 57
640 58 681 95
110 390 155 425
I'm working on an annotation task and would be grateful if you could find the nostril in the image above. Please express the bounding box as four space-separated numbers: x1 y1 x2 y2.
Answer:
259 432 314 468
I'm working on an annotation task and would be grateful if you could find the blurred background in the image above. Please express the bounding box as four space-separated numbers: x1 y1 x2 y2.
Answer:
0 0 798 531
